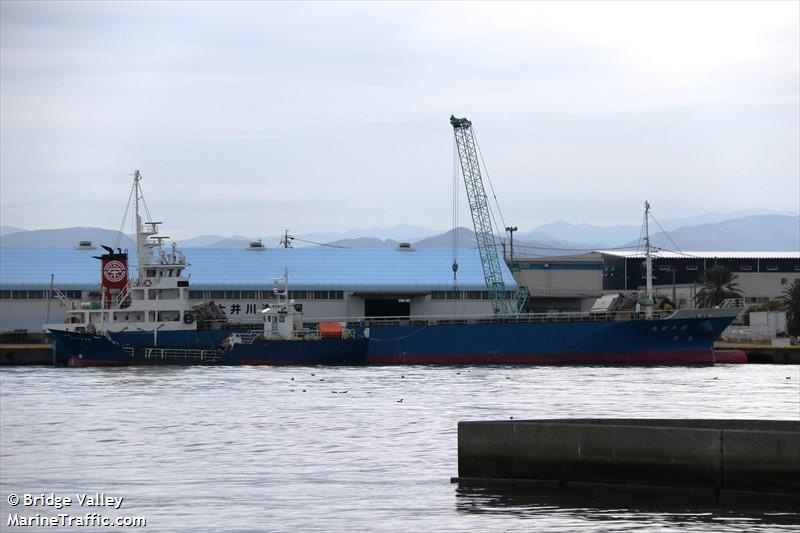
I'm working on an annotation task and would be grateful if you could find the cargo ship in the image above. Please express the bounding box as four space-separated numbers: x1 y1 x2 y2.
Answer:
44 156 742 366
43 170 740 366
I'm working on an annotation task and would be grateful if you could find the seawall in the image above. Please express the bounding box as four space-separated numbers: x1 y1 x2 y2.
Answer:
456 419 800 505
0 344 53 365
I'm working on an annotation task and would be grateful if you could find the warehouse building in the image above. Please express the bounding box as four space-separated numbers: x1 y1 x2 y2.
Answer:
3 243 798 332
0 245 517 332
510 250 800 312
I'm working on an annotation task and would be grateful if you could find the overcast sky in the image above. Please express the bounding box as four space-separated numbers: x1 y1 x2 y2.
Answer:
1 1 798 239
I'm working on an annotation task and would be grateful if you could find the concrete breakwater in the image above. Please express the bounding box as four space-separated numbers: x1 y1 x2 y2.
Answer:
455 419 800 505
0 344 53 365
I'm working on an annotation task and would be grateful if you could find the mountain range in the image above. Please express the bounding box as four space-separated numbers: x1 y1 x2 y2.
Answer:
1 213 797 253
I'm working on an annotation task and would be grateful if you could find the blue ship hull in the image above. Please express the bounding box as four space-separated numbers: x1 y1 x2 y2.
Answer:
48 311 738 367
363 315 732 365
231 338 368 366
49 330 225 366
49 329 232 366
49 330 367 366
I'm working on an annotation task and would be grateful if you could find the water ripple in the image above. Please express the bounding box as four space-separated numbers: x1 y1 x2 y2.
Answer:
1 365 798 531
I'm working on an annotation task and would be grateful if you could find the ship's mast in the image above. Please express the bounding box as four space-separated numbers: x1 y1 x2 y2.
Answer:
130 169 186 282
644 200 653 303
134 170 144 275
134 170 148 278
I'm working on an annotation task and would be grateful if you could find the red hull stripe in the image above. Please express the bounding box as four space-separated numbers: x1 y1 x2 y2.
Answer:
70 350 720 366
713 350 748 364
364 349 716 365
238 360 342 366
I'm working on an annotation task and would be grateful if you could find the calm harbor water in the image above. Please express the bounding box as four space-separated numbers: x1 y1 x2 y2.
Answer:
1 364 799 532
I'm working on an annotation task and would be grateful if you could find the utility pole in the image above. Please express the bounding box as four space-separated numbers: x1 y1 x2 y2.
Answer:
644 201 653 318
671 267 677 308
505 226 518 262
280 230 293 249
45 274 54 325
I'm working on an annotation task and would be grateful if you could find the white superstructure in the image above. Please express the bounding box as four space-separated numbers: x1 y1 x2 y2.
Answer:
43 170 201 338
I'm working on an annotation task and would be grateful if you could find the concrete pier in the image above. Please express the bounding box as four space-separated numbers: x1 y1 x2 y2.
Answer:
456 419 800 503
0 344 54 365
715 343 800 364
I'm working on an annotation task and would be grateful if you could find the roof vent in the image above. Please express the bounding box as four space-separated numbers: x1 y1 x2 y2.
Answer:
247 239 266 251
395 242 414 251
75 240 96 250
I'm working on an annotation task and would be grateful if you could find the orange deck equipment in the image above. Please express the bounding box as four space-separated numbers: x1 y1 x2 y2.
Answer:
319 322 343 339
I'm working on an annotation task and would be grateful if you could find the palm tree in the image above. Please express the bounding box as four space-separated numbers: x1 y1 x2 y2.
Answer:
780 279 800 336
694 265 743 308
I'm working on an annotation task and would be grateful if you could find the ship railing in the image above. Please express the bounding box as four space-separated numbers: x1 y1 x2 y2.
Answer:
719 298 745 309
298 328 321 340
233 330 263 344
305 309 676 329
122 345 222 361
293 327 358 340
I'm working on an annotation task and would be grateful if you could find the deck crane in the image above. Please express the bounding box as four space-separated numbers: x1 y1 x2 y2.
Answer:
450 115 526 315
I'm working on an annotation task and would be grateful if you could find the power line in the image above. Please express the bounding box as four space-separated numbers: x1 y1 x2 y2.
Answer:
649 209 683 254
512 243 643 252
290 236 348 249
472 126 508 246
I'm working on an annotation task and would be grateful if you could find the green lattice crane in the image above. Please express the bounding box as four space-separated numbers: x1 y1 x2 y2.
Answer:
450 115 516 315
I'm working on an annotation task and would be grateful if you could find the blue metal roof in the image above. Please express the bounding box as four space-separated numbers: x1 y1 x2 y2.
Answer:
0 247 517 292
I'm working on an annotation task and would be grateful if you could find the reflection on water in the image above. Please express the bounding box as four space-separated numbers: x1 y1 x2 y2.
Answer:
1 364 798 532
455 483 800 531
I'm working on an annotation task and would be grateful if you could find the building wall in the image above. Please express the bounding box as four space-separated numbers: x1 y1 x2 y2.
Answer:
414 295 495 317
509 254 605 312
513 253 800 312
513 266 603 294
604 256 800 294
1 291 497 331
1 299 65 331
736 273 800 302
616 272 800 306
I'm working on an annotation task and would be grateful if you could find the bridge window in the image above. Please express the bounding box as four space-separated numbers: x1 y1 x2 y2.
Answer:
148 289 180 300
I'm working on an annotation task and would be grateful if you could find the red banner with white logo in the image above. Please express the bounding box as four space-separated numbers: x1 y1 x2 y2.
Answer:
100 254 128 308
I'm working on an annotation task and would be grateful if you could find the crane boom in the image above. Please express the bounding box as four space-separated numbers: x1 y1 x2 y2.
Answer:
450 115 513 315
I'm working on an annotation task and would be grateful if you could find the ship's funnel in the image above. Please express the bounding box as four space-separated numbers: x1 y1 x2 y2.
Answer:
95 247 129 309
